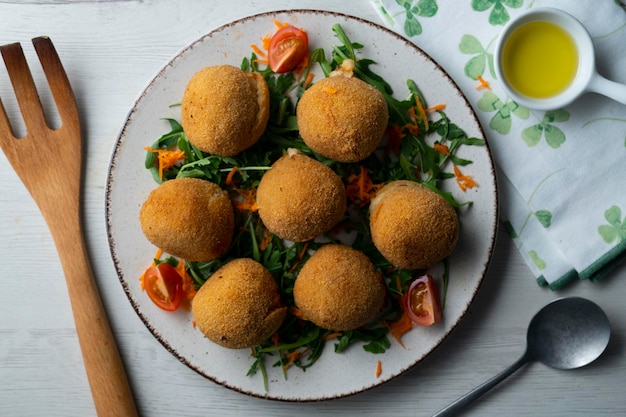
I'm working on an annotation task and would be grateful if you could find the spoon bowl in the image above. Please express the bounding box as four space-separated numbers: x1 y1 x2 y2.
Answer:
494 7 626 110
432 297 611 417
527 297 611 369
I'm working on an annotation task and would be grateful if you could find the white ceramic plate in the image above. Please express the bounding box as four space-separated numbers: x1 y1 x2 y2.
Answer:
106 10 498 401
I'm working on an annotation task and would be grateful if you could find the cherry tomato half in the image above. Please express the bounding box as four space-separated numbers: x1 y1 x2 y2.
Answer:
403 274 442 326
143 263 184 312
268 25 309 73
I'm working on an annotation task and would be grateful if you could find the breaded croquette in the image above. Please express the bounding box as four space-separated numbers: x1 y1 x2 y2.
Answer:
139 178 234 261
192 258 287 349
296 74 388 162
181 65 269 156
256 149 347 242
369 180 459 270
293 244 386 331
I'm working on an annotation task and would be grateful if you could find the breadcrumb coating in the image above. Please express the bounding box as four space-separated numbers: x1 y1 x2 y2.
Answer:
294 244 386 331
181 65 269 156
192 258 287 349
256 150 347 242
139 178 234 262
296 74 388 162
369 180 459 270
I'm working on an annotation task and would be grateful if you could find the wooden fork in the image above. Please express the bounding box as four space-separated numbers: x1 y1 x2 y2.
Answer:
0 37 138 417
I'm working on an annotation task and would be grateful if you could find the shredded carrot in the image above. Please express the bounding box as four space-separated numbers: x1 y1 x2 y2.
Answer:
145 147 186 180
345 166 383 207
433 143 450 156
283 349 307 370
375 360 383 378
297 242 309 260
252 57 269 66
226 170 260 212
261 33 272 51
250 33 271 65
289 307 304 319
405 106 422 136
273 19 290 29
250 43 267 58
288 261 302 274
453 165 478 192
414 97 429 131
175 259 197 311
259 226 272 251
304 71 315 88
224 166 239 187
231 187 258 212
385 305 414 349
404 122 420 137
426 103 446 112
476 75 491 91
272 332 280 347
324 332 342 341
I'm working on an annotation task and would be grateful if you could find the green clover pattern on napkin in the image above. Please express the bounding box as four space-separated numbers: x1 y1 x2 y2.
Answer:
370 0 626 289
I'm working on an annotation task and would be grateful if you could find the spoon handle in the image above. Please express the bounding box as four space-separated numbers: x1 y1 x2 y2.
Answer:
431 352 530 417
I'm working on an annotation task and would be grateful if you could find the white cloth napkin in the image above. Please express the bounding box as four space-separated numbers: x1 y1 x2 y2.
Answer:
369 0 626 289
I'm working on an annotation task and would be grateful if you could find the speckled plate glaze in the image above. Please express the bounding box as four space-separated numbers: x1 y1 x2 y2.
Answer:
106 10 498 401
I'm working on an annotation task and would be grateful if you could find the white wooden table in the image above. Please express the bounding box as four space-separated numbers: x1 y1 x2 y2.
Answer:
1 1 625 416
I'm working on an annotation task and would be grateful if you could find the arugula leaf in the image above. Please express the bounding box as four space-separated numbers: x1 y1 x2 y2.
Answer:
334 328 391 354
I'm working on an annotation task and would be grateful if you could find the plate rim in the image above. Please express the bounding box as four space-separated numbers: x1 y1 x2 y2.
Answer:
105 8 499 401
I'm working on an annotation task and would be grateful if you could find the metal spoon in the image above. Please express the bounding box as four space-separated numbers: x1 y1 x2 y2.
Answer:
432 297 611 417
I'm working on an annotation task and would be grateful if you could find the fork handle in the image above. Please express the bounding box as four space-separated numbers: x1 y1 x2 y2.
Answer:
47 212 138 417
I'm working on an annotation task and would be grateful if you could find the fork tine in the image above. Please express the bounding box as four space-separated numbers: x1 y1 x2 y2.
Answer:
0 96 14 140
0 41 48 134
32 37 79 127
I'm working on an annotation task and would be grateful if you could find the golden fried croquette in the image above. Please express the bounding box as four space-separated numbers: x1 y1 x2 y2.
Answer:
293 244 386 331
181 65 269 156
296 74 388 163
369 180 459 270
192 258 287 349
139 178 234 262
256 149 347 242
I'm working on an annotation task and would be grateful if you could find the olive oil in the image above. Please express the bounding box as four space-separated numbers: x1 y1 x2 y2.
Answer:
502 20 578 98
